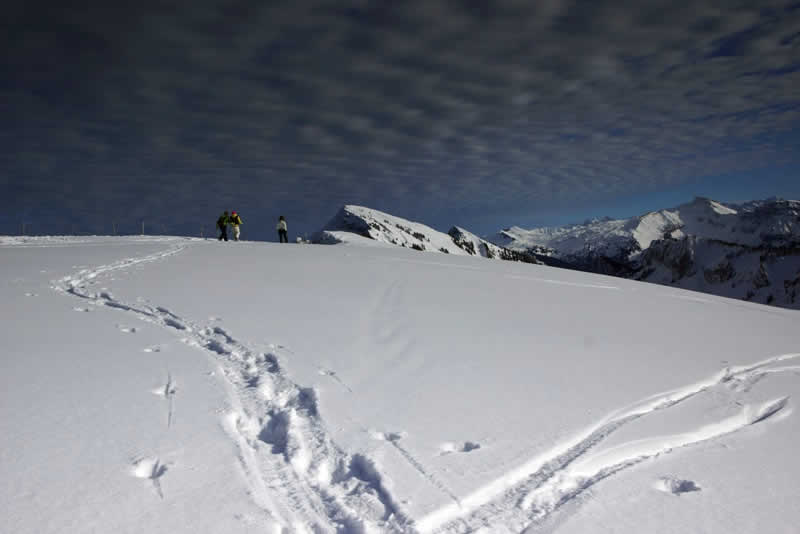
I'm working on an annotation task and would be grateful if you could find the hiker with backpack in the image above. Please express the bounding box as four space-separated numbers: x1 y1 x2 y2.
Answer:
277 215 288 243
230 211 243 241
217 211 230 241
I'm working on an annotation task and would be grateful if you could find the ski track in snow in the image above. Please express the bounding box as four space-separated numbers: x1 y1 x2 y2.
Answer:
52 242 798 533
420 355 798 533
504 274 620 291
372 431 463 508
318 368 354 393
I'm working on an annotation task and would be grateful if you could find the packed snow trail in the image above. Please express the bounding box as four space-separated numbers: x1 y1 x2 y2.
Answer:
53 242 413 533
49 241 797 533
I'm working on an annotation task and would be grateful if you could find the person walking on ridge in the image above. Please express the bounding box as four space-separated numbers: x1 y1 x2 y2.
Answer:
230 211 243 241
277 215 288 243
217 211 230 241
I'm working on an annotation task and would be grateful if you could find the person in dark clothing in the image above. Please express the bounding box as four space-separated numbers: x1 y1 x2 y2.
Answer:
217 211 230 241
277 215 288 243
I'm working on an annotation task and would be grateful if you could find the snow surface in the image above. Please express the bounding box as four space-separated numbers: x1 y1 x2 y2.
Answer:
2 235 799 533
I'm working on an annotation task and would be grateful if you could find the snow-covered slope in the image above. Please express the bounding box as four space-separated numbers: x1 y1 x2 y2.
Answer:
316 205 540 263
2 235 799 533
493 197 800 308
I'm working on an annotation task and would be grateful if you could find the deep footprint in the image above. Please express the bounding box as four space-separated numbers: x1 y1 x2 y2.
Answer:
439 441 481 455
371 431 407 443
654 476 701 495
130 457 168 499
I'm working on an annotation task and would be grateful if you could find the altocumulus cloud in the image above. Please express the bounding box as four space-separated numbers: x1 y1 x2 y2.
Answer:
1 0 798 236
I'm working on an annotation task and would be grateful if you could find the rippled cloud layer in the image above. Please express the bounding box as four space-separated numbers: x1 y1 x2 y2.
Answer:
2 1 798 235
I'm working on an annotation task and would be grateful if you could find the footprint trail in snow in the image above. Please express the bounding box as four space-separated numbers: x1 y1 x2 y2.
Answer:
53 243 798 533
54 244 414 532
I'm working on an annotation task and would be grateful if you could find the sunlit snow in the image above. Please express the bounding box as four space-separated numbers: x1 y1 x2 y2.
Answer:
2 235 798 533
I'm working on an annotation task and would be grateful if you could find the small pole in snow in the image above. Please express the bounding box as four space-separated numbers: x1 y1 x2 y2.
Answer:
112 222 117 235
21 222 26 235
141 221 145 235
200 226 204 238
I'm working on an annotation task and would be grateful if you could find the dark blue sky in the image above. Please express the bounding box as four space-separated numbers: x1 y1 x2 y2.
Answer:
2 1 799 240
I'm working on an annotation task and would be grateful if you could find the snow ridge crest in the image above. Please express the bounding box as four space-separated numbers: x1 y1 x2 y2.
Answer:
315 205 541 264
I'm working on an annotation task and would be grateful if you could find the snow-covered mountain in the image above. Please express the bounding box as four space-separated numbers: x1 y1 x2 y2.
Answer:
315 205 540 263
492 197 800 308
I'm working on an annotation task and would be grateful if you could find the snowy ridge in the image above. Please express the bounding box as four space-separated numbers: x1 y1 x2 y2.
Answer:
494 197 800 308
0 235 193 247
316 205 540 264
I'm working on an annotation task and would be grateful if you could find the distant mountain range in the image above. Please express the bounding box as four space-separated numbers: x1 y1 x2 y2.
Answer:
493 197 800 309
315 198 800 310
